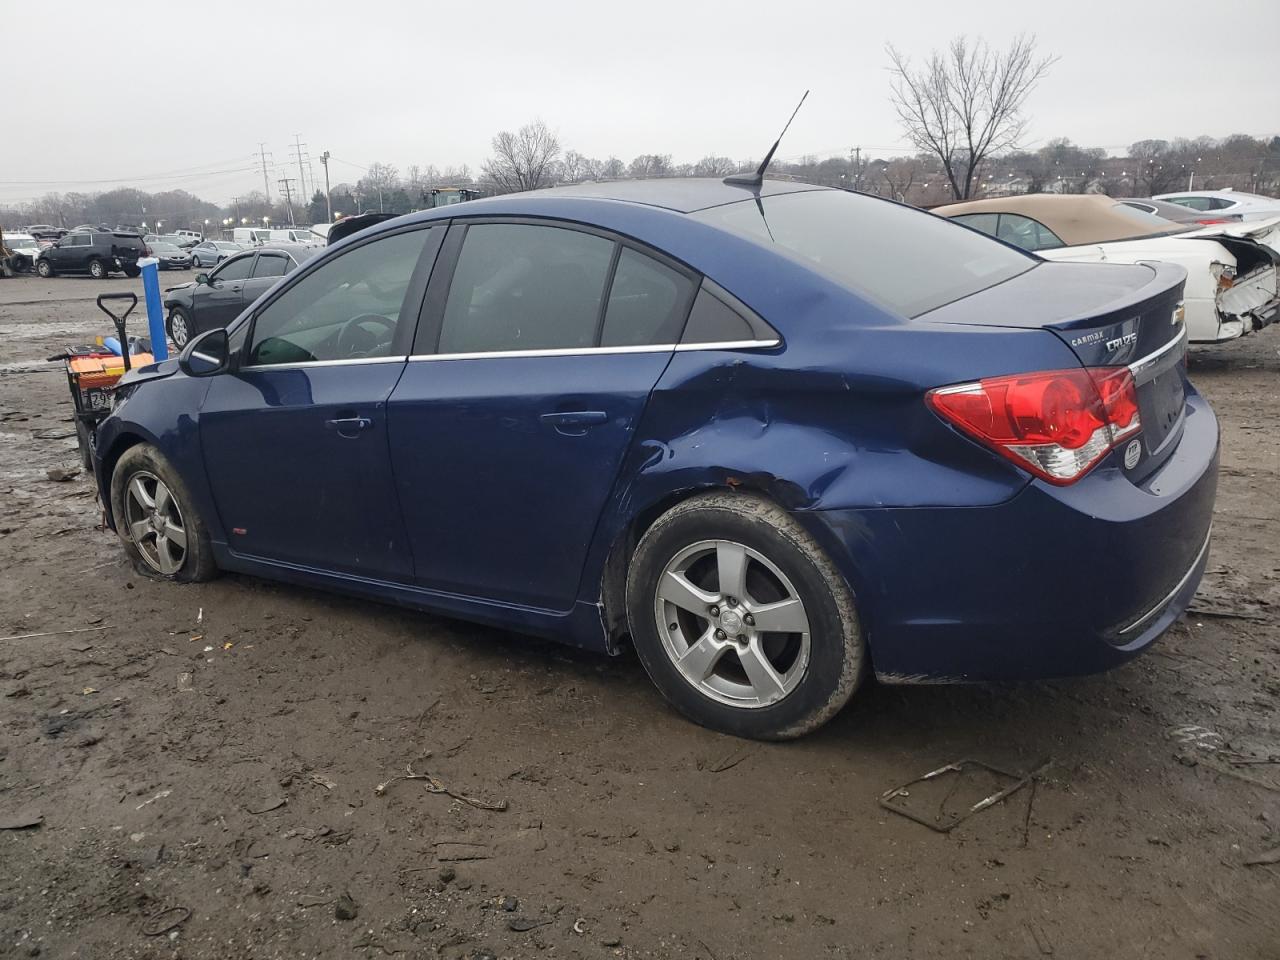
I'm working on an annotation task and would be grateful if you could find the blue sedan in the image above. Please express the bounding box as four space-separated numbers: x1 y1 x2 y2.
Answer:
93 179 1219 740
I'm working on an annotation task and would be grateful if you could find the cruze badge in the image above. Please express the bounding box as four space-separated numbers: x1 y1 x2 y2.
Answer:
1106 332 1139 353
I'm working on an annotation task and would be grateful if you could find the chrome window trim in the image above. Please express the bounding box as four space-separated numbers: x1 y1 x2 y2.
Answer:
405 339 780 362
1115 525 1211 637
243 355 408 371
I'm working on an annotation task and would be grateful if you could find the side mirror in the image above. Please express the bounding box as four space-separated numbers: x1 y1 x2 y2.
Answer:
179 328 230 377
195 272 209 285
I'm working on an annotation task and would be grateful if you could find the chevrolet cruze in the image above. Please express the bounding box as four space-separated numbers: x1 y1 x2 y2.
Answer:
94 179 1219 740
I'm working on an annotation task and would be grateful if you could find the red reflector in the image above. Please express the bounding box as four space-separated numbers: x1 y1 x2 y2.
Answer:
928 367 1141 484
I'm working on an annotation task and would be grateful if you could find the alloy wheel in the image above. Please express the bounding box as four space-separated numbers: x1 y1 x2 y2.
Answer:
123 471 187 575
654 539 811 708
169 312 189 348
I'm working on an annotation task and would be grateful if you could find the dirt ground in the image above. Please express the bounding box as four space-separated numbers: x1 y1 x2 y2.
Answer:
1 272 1277 960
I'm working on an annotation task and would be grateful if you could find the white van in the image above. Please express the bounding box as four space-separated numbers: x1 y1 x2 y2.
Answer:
232 227 274 246
267 228 320 246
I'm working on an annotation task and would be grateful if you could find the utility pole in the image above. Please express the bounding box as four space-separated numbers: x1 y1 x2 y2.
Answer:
291 134 311 204
277 177 298 226
257 143 273 203
851 146 863 192
320 151 333 223
231 196 242 225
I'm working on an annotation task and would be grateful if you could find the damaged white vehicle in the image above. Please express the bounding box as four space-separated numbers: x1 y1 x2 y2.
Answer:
936 194 1280 344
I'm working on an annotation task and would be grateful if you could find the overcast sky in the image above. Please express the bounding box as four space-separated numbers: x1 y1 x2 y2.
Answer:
3 0 1277 204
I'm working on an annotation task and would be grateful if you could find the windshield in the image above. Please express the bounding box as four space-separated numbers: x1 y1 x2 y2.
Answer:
7 236 38 248
692 190 1035 318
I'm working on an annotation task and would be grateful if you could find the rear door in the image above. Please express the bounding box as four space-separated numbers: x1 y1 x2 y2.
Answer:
241 250 292 309
199 225 442 579
387 220 697 610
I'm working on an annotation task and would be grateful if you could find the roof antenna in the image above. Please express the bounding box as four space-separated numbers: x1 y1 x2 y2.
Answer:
724 90 809 188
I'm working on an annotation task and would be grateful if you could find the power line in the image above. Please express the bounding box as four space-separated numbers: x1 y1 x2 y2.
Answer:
0 161 259 187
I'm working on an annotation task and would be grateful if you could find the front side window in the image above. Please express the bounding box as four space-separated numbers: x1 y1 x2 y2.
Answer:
438 224 613 353
252 253 289 278
1169 196 1211 211
693 190 1034 318
995 214 1065 252
212 256 253 281
247 228 431 366
952 213 999 236
599 248 695 347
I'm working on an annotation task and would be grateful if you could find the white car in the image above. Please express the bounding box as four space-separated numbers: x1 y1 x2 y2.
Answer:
936 194 1280 344
2 232 41 271
1154 189 1280 222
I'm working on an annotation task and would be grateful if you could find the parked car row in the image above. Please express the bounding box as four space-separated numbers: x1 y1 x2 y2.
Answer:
935 193 1280 344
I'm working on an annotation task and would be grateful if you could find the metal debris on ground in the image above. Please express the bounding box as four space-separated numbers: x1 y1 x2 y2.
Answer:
434 841 492 862
0 624 109 643
879 758 1053 833
309 773 337 791
140 905 190 937
375 761 507 810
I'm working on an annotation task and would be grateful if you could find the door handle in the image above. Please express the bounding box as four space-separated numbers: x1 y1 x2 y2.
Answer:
540 410 608 434
325 416 373 438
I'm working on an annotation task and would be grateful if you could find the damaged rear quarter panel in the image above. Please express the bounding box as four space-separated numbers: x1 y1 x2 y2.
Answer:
577 266 1081 618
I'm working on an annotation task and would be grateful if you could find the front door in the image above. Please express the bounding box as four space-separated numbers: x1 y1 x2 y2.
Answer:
388 221 697 610
51 233 91 270
197 253 253 330
199 225 441 580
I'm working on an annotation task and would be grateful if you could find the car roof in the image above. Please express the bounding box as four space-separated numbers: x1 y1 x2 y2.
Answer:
935 193 1188 245
467 177 830 214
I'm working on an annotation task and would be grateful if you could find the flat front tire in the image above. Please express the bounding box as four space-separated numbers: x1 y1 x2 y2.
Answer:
625 492 865 740
110 443 217 582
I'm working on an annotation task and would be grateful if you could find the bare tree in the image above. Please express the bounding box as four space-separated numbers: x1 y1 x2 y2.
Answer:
483 120 561 193
692 155 737 177
879 158 921 202
888 35 1056 201
1130 140 1183 195
560 150 593 183
628 154 673 178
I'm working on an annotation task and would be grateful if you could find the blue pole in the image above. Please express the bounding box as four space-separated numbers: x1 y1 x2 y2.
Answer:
139 257 168 361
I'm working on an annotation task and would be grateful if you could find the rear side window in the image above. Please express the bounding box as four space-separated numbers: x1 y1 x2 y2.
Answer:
693 190 1034 318
995 214 1065 252
599 248 695 347
213 256 253 281
682 288 753 342
1170 196 1211 211
252 254 289 278
439 224 613 353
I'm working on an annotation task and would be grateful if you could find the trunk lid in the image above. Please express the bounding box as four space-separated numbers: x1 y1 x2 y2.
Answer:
922 260 1189 483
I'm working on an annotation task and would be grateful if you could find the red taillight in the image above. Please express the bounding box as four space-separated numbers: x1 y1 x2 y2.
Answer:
1195 218 1228 225
927 367 1141 485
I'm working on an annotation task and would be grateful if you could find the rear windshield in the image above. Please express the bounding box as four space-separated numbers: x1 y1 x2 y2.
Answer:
692 190 1034 317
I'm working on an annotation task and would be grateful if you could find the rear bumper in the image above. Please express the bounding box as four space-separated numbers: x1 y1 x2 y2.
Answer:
799 390 1220 683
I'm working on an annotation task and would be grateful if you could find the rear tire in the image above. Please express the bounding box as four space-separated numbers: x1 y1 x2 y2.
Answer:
110 443 217 582
88 258 107 279
36 259 53 278
625 492 865 740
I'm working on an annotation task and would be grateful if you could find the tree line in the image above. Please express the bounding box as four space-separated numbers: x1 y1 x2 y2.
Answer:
4 35 1277 231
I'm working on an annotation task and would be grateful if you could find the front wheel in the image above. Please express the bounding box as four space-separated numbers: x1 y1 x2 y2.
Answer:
36 259 54 278
110 443 217 581
167 308 193 348
625 492 865 740
88 258 107 279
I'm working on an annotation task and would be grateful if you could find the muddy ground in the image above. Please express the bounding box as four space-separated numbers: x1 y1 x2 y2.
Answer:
0 272 1277 960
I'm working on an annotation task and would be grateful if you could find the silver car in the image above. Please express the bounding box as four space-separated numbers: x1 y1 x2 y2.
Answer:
190 240 247 268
